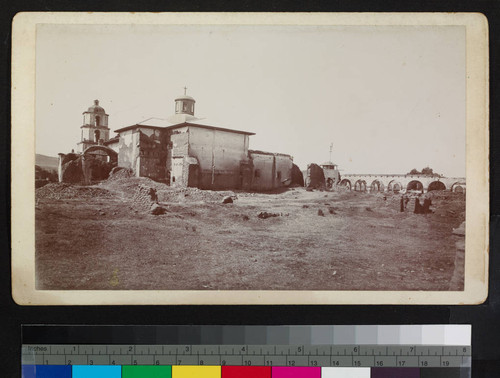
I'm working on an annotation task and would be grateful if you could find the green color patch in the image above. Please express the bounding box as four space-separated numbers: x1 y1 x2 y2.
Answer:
122 365 172 378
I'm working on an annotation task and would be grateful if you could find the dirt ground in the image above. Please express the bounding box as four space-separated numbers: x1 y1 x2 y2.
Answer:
35 179 465 291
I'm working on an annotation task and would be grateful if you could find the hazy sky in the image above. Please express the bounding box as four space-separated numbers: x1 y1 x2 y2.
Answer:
36 24 466 176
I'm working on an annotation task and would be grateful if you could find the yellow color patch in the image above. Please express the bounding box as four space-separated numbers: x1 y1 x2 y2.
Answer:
172 366 221 378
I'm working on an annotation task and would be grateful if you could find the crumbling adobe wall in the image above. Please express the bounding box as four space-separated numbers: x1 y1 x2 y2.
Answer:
137 129 170 182
167 129 189 185
171 156 200 188
117 130 139 173
305 163 326 189
58 152 116 184
83 155 116 183
185 157 199 188
274 154 293 187
291 164 304 187
248 151 293 191
58 153 84 183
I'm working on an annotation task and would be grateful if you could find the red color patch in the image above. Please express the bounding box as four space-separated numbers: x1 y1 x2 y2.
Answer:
222 366 272 378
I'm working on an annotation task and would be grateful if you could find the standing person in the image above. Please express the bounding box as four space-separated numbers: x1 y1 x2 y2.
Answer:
400 196 405 212
423 197 432 213
414 196 422 214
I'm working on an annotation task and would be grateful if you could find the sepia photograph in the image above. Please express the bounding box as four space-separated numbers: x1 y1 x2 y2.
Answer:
11 13 489 304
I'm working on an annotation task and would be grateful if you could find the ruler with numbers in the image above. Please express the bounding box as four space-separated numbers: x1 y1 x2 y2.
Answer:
22 343 471 368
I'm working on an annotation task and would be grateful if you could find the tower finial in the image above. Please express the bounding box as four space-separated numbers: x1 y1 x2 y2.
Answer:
183 86 187 95
94 99 99 105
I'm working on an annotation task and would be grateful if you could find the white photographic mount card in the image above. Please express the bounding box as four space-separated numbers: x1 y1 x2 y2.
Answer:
11 12 489 305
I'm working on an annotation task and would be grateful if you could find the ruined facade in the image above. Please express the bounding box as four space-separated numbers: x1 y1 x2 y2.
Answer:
59 94 296 191
58 100 117 184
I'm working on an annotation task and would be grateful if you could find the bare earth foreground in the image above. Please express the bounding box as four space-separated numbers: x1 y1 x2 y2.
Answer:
35 178 465 291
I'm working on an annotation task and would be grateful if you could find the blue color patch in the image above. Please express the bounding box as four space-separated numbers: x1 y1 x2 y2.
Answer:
22 365 72 378
72 365 122 378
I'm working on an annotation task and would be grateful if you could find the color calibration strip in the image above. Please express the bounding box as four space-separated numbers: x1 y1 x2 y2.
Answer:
22 365 470 378
21 325 472 378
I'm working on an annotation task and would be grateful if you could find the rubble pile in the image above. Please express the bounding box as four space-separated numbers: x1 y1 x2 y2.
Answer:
132 185 159 211
257 211 280 219
156 187 236 203
429 192 465 219
108 167 134 180
102 177 166 198
36 182 113 200
102 176 236 204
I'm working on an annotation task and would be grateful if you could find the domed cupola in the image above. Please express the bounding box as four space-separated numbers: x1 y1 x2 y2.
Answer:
175 87 195 116
87 99 106 114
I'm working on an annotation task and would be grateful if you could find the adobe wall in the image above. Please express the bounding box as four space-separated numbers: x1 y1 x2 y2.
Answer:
58 153 83 183
188 127 249 190
274 154 293 186
250 153 275 191
250 152 293 191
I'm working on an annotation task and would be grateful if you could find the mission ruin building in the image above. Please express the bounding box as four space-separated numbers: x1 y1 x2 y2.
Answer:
58 92 297 191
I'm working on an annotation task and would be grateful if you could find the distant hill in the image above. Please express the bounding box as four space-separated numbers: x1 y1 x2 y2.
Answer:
36 154 58 171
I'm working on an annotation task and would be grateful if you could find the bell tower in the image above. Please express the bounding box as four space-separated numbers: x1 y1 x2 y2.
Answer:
174 87 195 116
77 99 110 153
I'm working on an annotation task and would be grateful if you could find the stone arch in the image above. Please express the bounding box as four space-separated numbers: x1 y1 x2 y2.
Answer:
354 179 367 192
407 180 424 193
82 145 118 184
340 179 351 190
451 182 465 193
83 145 118 163
387 180 402 193
370 179 384 192
428 181 446 191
